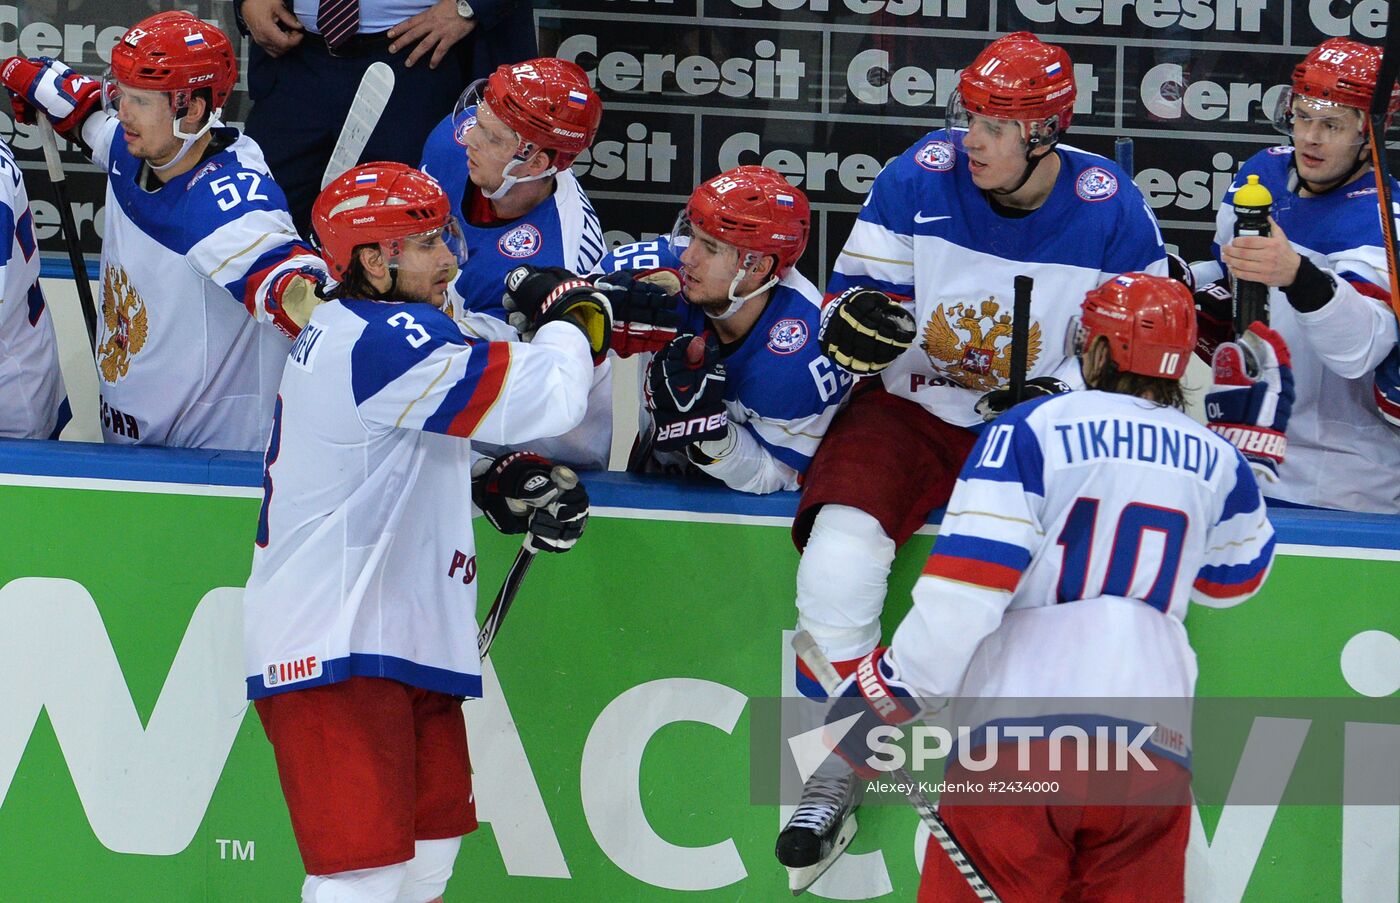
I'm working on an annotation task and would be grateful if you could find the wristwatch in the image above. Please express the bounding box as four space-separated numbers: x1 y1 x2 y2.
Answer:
456 0 475 18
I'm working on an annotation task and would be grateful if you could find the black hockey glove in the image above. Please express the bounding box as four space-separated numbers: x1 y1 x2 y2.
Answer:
1166 252 1196 292
819 287 916 375
593 267 683 357
1192 278 1235 364
502 265 613 363
471 452 589 552
974 376 1072 422
645 334 729 452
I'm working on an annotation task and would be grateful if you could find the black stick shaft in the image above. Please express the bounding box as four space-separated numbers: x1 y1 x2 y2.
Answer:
1010 275 1032 405
37 119 97 353
477 547 535 659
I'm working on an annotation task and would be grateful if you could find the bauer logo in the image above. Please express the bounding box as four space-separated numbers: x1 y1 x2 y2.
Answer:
767 318 809 354
499 224 543 259
914 140 955 172
1076 167 1118 201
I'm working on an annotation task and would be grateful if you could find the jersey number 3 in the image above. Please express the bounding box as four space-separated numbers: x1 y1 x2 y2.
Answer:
1056 497 1188 613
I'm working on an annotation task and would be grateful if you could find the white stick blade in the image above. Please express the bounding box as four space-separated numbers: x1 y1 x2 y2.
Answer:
321 61 396 189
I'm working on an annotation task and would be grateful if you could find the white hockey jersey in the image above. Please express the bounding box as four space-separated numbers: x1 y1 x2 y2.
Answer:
597 236 852 493
244 300 593 700
1203 148 1400 513
830 133 1168 428
420 107 611 469
0 137 65 438
892 391 1274 764
84 115 324 451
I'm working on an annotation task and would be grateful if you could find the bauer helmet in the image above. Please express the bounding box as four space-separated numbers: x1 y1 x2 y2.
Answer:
1076 273 1196 380
1272 38 1398 144
671 166 810 316
948 32 1076 147
312 162 467 282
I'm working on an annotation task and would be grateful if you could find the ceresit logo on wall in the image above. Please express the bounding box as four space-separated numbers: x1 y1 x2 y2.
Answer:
1005 0 1277 39
714 0 982 21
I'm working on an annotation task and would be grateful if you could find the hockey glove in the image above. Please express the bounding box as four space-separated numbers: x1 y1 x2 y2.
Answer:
1192 278 1235 363
1375 347 1400 429
502 265 613 363
1 57 103 140
593 267 683 357
646 333 729 452
819 287 916 375
974 376 1071 422
1166 251 1196 293
263 266 327 338
823 648 924 780
1206 322 1294 481
471 452 589 552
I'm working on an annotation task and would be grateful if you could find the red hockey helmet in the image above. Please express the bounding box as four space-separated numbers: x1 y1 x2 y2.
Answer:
1078 273 1196 380
479 58 602 168
312 162 463 281
108 11 237 114
1291 38 1395 114
681 166 811 275
954 32 1076 137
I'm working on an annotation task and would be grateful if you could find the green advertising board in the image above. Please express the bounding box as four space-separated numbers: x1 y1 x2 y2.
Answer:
0 442 1397 901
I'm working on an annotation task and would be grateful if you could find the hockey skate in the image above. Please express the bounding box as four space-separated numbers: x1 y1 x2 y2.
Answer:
776 769 863 895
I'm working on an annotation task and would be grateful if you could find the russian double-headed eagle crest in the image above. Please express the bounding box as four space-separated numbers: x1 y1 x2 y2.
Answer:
922 297 1041 392
98 265 148 383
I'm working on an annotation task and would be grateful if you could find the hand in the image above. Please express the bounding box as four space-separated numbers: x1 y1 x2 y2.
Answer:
645 334 729 452
240 0 305 57
388 0 475 69
975 376 1071 422
1192 278 1234 363
502 265 613 362
471 452 588 552
0 57 102 139
1221 217 1300 288
593 267 682 357
823 648 923 780
1373 347 1400 429
819 287 916 375
1206 322 1294 481
264 266 326 338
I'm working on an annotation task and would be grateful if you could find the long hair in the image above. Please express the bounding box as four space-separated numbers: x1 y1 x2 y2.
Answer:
1083 338 1188 411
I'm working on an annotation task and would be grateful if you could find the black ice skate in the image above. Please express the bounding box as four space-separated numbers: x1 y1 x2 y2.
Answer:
775 769 863 895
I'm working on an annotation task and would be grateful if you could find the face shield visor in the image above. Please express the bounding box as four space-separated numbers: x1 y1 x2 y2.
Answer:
945 88 1063 156
454 79 556 201
1271 91 1367 147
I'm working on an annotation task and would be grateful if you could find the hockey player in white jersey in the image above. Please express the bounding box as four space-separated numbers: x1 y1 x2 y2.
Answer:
1 11 326 451
776 33 1169 886
245 162 604 903
0 135 66 438
419 58 615 469
596 166 852 493
818 274 1288 901
1189 38 1400 513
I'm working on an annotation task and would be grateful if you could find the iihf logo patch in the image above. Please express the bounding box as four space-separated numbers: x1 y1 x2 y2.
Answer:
768 318 809 354
498 224 543 259
914 140 956 172
1076 167 1118 201
454 113 478 146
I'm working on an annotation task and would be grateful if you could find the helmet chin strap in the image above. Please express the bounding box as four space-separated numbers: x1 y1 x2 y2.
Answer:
483 152 556 201
710 253 778 320
1292 144 1369 196
151 111 220 175
988 140 1052 198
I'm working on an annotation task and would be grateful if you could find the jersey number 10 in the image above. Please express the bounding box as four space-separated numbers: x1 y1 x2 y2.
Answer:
1056 497 1187 613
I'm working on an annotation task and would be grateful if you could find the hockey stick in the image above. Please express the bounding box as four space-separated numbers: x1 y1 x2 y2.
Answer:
791 631 1002 903
475 465 580 659
320 61 396 190
36 117 97 352
1367 0 1400 324
1114 136 1134 177
1008 275 1032 405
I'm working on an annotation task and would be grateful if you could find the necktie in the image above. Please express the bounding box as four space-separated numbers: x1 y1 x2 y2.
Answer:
317 0 360 49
